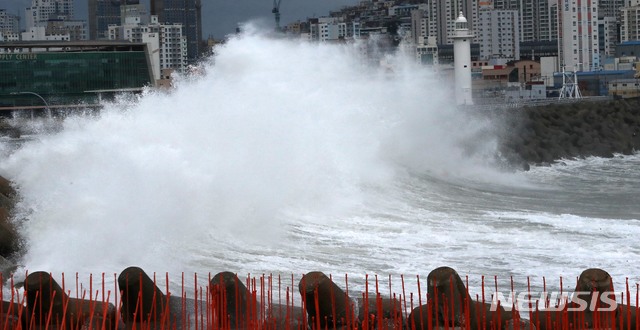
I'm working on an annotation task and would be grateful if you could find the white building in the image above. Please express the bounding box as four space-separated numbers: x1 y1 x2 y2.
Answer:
424 0 478 45
108 15 187 80
22 26 69 41
410 9 429 45
48 19 86 40
23 0 88 41
488 0 558 44
0 9 20 41
598 0 625 59
599 16 617 59
306 17 361 42
389 4 422 17
25 0 74 28
477 8 520 60
0 9 20 34
416 36 439 65
318 17 347 42
540 56 559 86
621 2 640 43
558 0 599 72
20 19 87 41
0 32 20 41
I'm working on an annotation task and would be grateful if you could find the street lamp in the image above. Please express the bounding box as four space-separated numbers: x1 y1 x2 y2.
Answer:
10 91 51 118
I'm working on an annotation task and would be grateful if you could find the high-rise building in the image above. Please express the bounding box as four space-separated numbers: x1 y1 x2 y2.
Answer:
150 0 202 62
23 0 88 41
542 2 558 42
0 9 20 34
25 0 74 28
89 0 141 40
410 9 428 45
0 9 20 41
600 16 618 59
318 17 347 42
425 0 478 45
109 14 187 80
558 0 599 71
598 0 625 18
621 4 640 42
477 9 520 60
490 0 557 43
598 0 624 58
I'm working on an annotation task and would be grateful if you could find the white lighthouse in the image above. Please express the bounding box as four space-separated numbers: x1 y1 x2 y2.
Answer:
452 11 473 106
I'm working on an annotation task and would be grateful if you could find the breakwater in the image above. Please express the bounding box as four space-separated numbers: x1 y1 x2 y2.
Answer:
495 97 640 167
4 96 639 170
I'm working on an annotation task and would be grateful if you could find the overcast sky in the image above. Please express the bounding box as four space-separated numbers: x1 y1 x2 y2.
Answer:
2 0 360 39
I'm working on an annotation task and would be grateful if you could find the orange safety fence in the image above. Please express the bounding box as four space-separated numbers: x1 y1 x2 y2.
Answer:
0 266 637 330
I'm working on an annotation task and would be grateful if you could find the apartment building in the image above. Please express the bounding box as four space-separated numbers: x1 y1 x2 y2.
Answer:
25 0 74 28
621 2 640 42
108 15 187 80
0 9 20 34
23 19 87 40
489 0 557 43
477 8 520 60
558 0 599 71
149 0 202 62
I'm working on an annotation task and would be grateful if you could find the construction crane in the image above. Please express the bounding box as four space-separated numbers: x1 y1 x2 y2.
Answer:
272 0 282 31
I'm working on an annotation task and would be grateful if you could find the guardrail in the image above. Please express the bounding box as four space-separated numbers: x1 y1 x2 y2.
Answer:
0 104 103 112
470 96 613 111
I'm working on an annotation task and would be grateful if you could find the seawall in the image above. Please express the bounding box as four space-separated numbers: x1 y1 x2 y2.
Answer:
495 97 640 167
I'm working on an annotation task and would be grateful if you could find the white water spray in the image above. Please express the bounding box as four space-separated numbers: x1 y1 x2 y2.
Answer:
1 28 506 279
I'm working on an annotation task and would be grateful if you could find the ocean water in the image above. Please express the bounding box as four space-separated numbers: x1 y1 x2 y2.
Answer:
1 29 639 304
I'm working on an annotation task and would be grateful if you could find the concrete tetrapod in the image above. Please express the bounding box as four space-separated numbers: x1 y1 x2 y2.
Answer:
570 268 617 328
0 300 21 328
356 295 404 329
118 266 168 328
299 272 405 329
25 271 117 329
616 302 639 330
408 266 512 329
210 271 250 328
531 268 622 330
299 271 354 328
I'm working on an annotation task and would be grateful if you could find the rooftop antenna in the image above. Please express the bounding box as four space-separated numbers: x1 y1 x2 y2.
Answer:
272 0 282 31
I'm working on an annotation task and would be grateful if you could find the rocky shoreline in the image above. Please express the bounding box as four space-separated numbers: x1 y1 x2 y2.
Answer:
0 176 19 255
495 97 640 168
